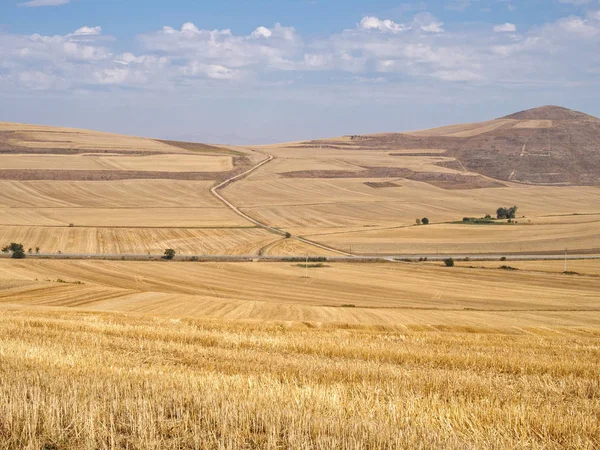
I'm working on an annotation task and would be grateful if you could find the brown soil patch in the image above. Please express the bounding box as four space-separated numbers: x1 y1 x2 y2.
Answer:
364 182 401 189
281 167 503 189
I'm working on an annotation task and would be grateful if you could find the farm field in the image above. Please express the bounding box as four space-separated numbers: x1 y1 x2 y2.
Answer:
1 259 599 326
0 257 599 448
453 259 600 275
0 308 598 449
0 122 190 153
0 226 278 255
0 154 233 172
311 218 600 255
2 111 600 257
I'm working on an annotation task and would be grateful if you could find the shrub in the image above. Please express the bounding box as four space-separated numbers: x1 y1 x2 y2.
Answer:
415 218 422 225
285 232 292 239
500 265 518 271
500 256 507 261
421 217 430 225
163 249 176 260
444 258 454 267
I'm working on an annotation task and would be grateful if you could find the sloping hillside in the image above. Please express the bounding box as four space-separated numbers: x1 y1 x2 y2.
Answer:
299 106 600 185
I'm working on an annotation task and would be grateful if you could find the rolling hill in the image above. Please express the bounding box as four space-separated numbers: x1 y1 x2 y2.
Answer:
299 106 600 185
0 106 599 257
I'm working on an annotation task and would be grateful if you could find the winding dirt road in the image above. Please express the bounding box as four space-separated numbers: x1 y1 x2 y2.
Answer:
210 151 353 256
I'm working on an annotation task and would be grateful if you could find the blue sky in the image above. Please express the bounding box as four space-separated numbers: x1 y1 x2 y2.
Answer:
1 0 599 143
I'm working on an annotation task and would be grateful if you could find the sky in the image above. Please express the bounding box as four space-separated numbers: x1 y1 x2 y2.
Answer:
0 0 599 144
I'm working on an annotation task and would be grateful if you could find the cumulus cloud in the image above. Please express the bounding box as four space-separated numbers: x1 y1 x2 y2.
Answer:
0 11 599 95
359 16 408 33
72 26 102 36
494 23 517 32
17 0 69 6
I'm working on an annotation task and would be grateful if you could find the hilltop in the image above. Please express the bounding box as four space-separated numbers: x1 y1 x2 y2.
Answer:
298 106 600 186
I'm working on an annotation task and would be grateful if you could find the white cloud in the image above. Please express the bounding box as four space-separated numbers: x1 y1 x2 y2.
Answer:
251 27 272 38
72 26 102 36
494 23 517 32
0 11 599 96
359 17 407 33
17 0 69 7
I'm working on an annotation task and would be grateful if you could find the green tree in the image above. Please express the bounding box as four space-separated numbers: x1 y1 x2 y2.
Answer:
163 249 176 260
497 206 518 219
444 258 454 267
2 243 26 259
421 217 430 225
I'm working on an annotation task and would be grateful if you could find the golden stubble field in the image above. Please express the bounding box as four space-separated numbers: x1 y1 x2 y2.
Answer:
0 258 599 449
0 303 598 449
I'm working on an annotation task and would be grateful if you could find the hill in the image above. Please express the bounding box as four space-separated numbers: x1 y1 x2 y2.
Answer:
1 109 599 258
299 106 600 186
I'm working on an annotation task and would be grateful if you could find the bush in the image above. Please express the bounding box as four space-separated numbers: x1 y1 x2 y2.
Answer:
444 258 454 267
285 232 292 239
421 217 430 225
415 218 422 225
163 249 176 260
500 256 507 261
500 265 518 271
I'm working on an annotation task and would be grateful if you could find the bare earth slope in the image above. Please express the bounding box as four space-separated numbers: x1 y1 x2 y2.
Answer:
301 106 600 185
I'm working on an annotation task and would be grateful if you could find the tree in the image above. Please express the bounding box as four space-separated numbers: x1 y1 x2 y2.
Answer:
285 232 292 239
35 247 40 254
497 206 518 219
444 258 455 267
415 218 422 225
163 248 176 260
421 217 430 225
2 243 26 259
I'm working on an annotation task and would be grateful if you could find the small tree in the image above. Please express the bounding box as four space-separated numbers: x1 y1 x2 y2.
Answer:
415 218 422 225
2 243 26 259
163 248 176 260
285 232 292 239
35 247 40 254
497 206 518 219
421 217 430 225
444 258 454 267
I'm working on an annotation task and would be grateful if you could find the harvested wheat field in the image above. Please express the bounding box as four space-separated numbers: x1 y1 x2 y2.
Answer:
0 306 598 449
0 259 599 447
1 259 599 325
0 226 279 255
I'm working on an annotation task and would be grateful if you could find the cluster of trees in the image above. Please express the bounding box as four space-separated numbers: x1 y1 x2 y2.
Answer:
415 217 430 225
497 206 518 219
2 243 26 259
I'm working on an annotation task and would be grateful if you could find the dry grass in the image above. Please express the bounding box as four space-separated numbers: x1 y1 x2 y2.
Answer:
0 226 279 255
1 260 599 326
403 119 515 137
0 308 598 449
0 154 233 172
0 122 179 153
